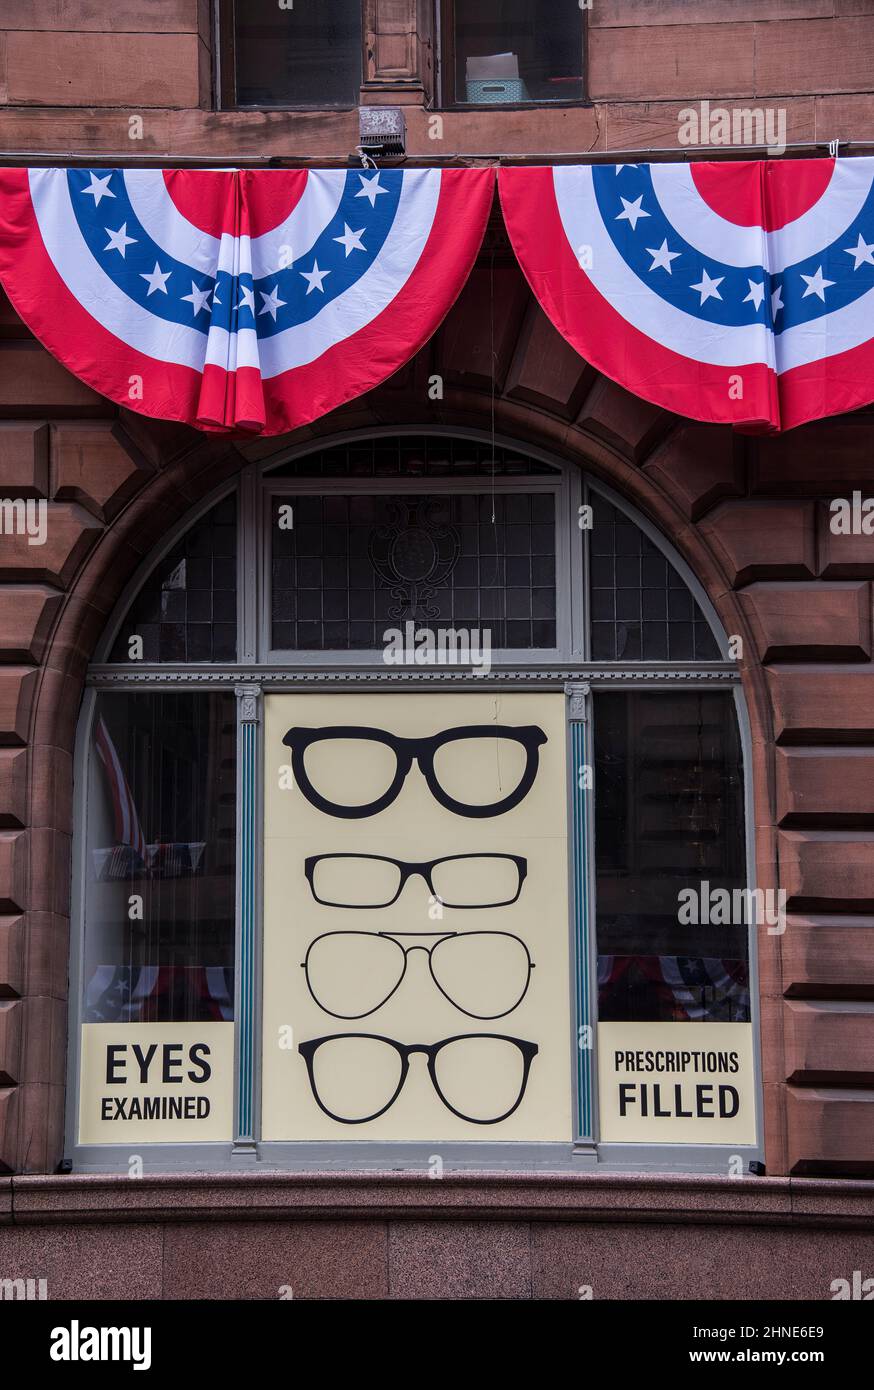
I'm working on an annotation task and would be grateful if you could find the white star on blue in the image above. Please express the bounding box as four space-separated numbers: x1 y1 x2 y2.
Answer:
67 166 405 340
593 162 874 334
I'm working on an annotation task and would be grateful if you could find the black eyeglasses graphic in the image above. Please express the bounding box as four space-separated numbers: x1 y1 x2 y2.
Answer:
298 1033 539 1125
304 853 528 910
282 724 547 819
301 930 535 1020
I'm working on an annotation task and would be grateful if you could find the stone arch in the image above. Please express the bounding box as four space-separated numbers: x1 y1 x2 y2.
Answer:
4 391 782 1177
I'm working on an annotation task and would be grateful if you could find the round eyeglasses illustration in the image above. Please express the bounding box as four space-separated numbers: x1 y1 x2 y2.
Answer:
298 1033 539 1125
304 853 527 910
282 724 547 819
302 930 535 1020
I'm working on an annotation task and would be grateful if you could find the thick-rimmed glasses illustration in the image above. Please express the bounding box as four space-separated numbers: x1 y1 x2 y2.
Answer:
304 852 527 910
302 930 535 1020
298 1033 539 1124
282 724 547 819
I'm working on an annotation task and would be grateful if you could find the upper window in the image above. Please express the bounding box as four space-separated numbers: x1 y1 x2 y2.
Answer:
445 0 585 106
221 0 363 108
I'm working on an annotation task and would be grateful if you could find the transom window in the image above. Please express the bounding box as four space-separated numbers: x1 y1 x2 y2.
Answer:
267 437 561 657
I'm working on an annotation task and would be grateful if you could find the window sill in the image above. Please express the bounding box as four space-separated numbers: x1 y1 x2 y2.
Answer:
440 100 593 113
6 1170 873 1227
220 103 361 114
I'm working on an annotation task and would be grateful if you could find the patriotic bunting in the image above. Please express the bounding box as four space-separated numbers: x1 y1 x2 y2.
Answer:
500 158 874 432
2 159 874 435
0 166 494 435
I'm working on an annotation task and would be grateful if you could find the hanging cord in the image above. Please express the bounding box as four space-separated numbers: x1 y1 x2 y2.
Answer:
490 249 497 525
480 249 501 591
489 256 503 797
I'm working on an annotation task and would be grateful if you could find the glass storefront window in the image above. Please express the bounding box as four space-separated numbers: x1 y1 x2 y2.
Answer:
592 689 755 1149
77 692 237 1146
71 436 758 1169
83 693 237 1024
594 689 748 1025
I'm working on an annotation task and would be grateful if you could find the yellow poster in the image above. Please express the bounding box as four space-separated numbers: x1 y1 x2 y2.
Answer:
597 1021 756 1144
262 691 571 1141
78 1022 234 1144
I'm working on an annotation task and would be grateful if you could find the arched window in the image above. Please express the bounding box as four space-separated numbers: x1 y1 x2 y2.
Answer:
71 432 759 1173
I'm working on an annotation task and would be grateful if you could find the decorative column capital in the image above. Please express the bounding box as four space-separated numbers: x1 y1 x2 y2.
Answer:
235 685 262 724
565 682 590 720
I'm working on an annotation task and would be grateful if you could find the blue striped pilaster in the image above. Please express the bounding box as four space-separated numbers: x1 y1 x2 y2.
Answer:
568 686 594 1143
234 684 261 1154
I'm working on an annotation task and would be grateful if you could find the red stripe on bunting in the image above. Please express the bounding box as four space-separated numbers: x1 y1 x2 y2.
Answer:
778 335 874 432
0 167 213 426
261 168 495 436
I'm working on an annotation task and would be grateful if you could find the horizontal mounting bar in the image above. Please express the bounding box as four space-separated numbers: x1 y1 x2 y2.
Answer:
0 139 858 170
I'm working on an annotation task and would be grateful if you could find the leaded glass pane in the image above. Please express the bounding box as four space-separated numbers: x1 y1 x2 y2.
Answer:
110 497 237 663
589 497 721 661
272 491 557 651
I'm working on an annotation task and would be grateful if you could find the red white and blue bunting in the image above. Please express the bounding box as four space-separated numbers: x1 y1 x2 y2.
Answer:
0 166 494 435
500 158 874 432
1 159 873 435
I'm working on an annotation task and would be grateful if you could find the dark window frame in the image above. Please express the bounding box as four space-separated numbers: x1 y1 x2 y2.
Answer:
438 0 590 112
217 0 365 111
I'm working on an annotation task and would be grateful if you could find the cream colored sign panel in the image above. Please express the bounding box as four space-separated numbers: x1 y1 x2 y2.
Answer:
79 1022 234 1144
262 692 571 1141
597 1021 756 1144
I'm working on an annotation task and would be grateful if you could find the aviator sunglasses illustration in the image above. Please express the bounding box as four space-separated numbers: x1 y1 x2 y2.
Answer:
302 929 535 1020
303 853 534 1022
